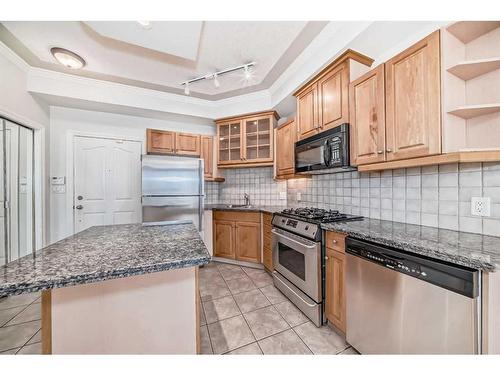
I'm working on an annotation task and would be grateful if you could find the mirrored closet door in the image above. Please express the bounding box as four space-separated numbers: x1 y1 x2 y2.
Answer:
0 118 35 266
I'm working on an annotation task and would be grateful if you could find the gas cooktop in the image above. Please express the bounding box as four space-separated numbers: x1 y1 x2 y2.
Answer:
279 207 363 224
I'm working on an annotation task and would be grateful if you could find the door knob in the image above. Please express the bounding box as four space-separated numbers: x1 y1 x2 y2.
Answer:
77 195 83 200
75 205 84 210
325 256 329 260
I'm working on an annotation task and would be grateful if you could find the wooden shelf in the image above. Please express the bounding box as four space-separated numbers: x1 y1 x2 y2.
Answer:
357 150 500 172
447 21 500 43
205 176 225 182
447 57 500 80
448 104 500 119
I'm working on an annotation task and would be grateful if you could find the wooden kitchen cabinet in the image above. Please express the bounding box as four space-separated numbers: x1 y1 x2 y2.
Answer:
297 84 319 140
213 211 261 263
147 129 175 154
275 118 297 178
215 111 278 168
235 222 261 263
262 212 273 271
294 49 374 141
175 133 200 156
201 136 214 179
325 231 347 334
318 61 349 132
350 64 386 166
385 30 441 161
146 129 200 157
213 220 235 259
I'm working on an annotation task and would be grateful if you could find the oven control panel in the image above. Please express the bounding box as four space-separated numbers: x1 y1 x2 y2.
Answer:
272 214 320 241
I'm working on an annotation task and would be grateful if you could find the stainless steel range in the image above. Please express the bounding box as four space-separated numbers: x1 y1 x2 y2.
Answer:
271 207 363 327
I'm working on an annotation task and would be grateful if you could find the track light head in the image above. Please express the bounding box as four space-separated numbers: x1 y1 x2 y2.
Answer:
213 74 220 88
184 83 190 95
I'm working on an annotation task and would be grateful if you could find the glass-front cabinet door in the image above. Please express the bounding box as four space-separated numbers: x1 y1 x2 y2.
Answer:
243 115 273 163
218 120 242 164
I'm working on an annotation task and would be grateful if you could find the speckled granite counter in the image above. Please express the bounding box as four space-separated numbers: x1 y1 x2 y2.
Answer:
322 218 500 272
0 223 210 297
205 204 288 214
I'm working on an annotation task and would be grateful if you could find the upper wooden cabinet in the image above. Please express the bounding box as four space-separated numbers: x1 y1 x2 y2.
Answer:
297 85 319 139
146 129 200 157
147 129 175 154
350 64 386 166
175 133 201 156
275 118 296 177
200 136 214 179
385 30 441 161
215 111 278 168
318 61 349 131
294 49 374 141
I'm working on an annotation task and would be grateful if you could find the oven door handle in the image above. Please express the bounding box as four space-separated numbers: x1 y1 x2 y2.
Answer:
272 271 317 308
271 229 317 249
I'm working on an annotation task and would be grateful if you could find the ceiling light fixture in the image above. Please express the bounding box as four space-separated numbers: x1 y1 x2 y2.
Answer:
213 73 220 88
181 62 256 96
50 47 86 69
137 21 152 29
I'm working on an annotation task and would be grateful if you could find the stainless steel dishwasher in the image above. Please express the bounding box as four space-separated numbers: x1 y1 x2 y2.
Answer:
346 237 480 354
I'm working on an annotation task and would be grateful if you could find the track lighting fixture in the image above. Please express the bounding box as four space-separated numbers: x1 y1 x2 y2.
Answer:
181 62 256 95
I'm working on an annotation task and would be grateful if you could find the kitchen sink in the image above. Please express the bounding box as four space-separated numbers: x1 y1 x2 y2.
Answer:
225 204 253 209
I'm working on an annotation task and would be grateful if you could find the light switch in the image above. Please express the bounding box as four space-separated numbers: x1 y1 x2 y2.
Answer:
471 197 490 217
279 192 287 200
297 192 302 201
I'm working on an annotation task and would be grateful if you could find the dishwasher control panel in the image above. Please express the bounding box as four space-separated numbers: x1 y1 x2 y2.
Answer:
359 249 427 277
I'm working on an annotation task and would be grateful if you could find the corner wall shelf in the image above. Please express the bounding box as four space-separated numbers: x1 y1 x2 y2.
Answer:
447 21 500 43
447 58 500 80
448 104 500 119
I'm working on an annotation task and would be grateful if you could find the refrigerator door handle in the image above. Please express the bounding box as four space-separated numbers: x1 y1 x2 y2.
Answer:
198 159 204 231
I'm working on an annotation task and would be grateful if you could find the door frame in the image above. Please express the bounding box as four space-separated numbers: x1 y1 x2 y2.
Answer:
66 131 144 236
0 109 45 252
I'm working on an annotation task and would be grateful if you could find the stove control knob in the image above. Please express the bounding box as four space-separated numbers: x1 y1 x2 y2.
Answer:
305 225 309 231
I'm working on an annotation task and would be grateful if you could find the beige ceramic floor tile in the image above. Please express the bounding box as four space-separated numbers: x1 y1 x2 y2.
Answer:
293 321 349 354
203 296 241 324
226 275 257 295
258 329 312 355
259 285 287 304
244 305 289 340
233 289 271 313
0 320 40 352
207 315 255 354
274 300 309 327
226 342 262 355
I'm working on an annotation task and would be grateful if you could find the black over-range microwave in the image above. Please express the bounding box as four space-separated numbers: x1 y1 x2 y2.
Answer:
294 123 354 174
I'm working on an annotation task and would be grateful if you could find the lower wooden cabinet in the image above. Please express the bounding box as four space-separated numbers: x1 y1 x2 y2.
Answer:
262 213 273 271
325 231 347 334
213 220 235 259
235 222 261 263
213 211 261 263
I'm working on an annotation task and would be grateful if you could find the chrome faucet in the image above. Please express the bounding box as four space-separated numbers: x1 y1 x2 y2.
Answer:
243 193 251 206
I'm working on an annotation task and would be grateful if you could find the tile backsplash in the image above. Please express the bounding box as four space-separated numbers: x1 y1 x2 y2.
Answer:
205 167 287 206
287 162 500 236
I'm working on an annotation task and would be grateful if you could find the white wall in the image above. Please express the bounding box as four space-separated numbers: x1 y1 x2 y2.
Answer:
49 106 215 243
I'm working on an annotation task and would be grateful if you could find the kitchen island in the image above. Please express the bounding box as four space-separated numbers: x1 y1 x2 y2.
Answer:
0 223 210 354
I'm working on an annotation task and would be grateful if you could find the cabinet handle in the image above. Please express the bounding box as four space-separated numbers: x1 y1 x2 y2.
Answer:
386 148 393 153
325 256 329 260
377 150 383 154
332 239 337 244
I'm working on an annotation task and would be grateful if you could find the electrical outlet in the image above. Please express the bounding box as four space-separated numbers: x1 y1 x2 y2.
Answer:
296 192 302 201
471 197 491 217
279 191 287 200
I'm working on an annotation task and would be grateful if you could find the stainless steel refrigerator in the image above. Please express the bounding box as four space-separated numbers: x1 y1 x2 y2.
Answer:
141 155 204 230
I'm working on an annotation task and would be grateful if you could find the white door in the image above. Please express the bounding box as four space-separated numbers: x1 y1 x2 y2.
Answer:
74 136 141 233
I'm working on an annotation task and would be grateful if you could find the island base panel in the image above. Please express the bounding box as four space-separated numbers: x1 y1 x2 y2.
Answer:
46 267 198 354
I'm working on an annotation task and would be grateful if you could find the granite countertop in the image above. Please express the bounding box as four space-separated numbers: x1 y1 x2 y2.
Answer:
322 218 500 272
0 223 210 297
205 204 289 214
